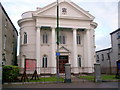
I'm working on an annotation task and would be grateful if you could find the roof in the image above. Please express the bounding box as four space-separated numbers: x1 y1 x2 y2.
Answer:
110 28 120 35
0 3 18 36
96 48 112 53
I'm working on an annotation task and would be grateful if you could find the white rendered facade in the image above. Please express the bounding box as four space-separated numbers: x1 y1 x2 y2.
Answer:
18 0 97 75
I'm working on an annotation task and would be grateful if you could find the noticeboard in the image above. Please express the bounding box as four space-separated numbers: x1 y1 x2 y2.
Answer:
26 59 36 71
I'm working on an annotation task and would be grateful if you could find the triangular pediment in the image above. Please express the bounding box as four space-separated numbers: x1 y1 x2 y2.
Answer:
33 0 94 20
59 46 70 53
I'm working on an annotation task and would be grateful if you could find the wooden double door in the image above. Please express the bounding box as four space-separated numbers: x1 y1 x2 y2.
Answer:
59 56 68 73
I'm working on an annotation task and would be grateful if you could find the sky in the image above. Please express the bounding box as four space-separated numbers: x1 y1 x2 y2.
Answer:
0 0 119 55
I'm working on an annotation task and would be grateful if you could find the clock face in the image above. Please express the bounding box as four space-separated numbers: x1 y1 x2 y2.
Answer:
62 8 67 15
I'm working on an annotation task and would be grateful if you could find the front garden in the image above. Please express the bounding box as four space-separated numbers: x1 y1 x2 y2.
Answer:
79 75 119 81
28 77 64 82
2 65 119 83
2 65 64 83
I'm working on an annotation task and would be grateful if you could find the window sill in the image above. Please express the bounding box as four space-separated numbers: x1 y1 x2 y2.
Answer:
3 49 6 51
117 37 120 39
42 67 48 68
59 44 67 46
41 44 50 46
77 44 83 47
21 44 28 46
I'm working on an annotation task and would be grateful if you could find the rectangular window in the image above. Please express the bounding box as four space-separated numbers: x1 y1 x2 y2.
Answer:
24 32 27 44
107 53 110 60
77 34 81 44
118 44 120 55
96 55 99 62
43 33 48 44
59 36 62 44
5 18 8 28
59 35 65 44
102 54 104 61
3 35 7 49
63 36 65 44
117 32 120 39
43 34 45 44
118 44 120 48
46 34 48 43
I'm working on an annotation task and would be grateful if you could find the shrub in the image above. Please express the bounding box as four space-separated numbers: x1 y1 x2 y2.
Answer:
3 65 20 82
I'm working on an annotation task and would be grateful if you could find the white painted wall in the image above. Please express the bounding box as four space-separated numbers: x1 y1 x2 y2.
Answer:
18 0 97 74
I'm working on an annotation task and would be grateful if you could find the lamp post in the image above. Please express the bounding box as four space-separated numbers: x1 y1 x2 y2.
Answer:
56 0 60 82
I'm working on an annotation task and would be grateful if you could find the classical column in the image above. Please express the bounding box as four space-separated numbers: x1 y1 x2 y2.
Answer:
36 26 41 74
73 28 78 74
51 27 56 74
86 29 93 73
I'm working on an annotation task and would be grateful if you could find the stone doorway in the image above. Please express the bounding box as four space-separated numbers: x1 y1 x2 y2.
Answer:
59 56 68 73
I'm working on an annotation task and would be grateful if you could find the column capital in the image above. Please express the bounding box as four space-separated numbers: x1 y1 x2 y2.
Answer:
52 27 56 29
35 26 41 31
72 28 78 30
36 26 41 29
85 29 91 32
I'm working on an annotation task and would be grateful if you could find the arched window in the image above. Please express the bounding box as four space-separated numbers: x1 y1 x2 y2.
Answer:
77 34 81 44
24 32 27 44
59 34 65 44
42 55 47 68
43 33 48 44
78 55 81 67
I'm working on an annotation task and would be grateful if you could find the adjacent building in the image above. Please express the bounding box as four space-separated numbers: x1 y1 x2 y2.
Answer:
0 3 18 66
96 28 120 74
110 29 120 63
96 48 112 74
18 0 97 75
96 0 120 74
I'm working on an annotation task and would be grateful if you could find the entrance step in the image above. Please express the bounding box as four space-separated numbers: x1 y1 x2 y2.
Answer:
59 73 65 76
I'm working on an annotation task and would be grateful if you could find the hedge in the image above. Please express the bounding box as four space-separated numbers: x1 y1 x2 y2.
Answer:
3 65 20 82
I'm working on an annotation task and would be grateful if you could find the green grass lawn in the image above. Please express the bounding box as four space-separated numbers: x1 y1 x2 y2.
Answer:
79 75 119 81
79 75 94 81
22 77 64 82
101 75 119 81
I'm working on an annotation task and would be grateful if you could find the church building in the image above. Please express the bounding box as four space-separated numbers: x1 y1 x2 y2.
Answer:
18 0 97 75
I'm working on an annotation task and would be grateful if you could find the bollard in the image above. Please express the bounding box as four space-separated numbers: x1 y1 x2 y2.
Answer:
64 63 71 83
94 63 101 83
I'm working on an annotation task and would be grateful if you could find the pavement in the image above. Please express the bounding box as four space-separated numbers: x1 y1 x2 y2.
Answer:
2 76 120 89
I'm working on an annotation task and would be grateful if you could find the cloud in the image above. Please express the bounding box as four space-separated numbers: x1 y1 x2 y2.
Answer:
73 0 119 2
79 1 118 51
96 44 111 51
